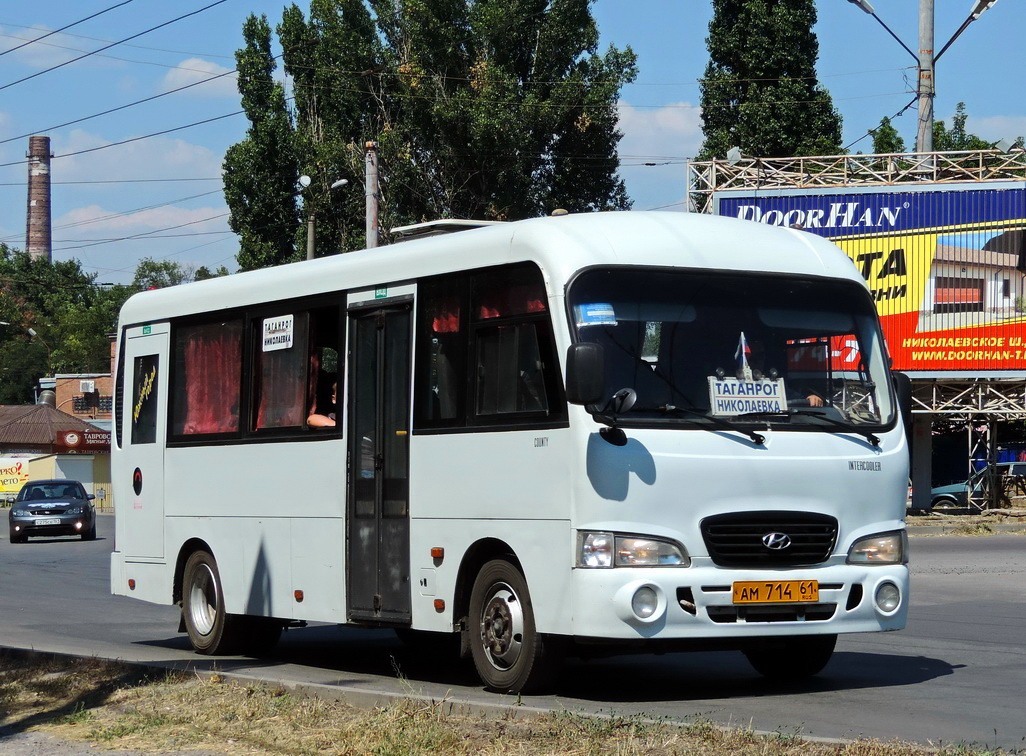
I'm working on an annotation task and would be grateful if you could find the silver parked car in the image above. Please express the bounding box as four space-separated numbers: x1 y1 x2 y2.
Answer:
8 479 96 543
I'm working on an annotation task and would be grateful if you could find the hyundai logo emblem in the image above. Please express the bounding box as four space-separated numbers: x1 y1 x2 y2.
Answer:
762 532 792 550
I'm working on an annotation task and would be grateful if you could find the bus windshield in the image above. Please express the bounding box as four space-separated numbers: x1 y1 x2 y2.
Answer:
568 268 895 430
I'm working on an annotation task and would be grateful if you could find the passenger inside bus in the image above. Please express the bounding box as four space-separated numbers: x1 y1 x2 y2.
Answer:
307 375 337 428
748 339 825 407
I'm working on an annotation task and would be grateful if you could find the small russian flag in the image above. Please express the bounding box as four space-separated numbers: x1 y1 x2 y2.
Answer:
735 331 752 378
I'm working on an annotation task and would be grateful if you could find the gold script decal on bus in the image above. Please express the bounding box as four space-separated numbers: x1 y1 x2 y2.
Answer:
133 365 157 423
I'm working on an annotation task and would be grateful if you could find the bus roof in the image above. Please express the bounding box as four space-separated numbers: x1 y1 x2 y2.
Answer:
118 211 863 324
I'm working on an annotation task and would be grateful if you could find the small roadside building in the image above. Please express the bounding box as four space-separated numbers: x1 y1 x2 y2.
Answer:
0 403 112 508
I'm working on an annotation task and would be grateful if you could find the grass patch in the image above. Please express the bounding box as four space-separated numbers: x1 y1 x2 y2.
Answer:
0 649 1012 754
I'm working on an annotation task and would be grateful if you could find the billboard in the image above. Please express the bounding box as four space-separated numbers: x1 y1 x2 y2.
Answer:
0 456 31 497
715 183 1026 376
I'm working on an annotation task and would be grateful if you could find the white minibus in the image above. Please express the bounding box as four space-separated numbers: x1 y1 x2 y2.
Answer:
111 211 910 692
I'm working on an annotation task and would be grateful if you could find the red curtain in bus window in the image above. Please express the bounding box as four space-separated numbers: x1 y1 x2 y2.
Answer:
176 321 242 435
254 313 309 430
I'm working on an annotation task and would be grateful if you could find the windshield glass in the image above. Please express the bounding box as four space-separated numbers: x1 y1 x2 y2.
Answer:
568 268 895 430
18 483 84 501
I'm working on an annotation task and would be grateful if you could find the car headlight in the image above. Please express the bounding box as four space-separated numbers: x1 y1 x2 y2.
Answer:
11 508 29 517
577 531 689 568
66 506 84 515
847 530 908 565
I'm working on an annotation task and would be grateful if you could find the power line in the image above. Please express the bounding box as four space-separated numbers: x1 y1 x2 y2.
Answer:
0 178 220 187
0 0 135 58
51 212 230 251
0 31 233 73
0 20 233 60
0 110 245 169
0 0 229 93
0 65 240 147
51 189 225 232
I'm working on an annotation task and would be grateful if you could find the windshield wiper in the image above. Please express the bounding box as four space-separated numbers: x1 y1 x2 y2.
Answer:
738 408 880 446
654 404 765 445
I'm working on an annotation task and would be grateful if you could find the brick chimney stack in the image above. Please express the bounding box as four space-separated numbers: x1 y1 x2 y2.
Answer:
26 135 52 262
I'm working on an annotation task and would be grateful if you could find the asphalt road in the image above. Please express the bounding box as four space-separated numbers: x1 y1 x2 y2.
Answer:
1 515 1024 751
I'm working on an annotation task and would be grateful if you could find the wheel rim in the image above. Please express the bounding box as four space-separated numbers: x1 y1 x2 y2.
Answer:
479 582 524 671
187 563 219 637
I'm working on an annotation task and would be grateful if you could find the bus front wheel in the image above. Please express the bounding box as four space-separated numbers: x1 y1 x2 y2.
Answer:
468 559 558 693
743 634 836 680
182 550 240 655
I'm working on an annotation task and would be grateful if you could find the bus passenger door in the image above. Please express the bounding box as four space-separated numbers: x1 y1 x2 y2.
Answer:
346 304 412 623
118 324 169 559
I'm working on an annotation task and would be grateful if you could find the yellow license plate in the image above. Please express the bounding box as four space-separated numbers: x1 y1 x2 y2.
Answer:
732 580 819 604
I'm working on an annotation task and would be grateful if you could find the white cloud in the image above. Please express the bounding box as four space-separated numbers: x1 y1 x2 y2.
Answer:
161 58 239 99
966 115 1026 142
617 100 703 210
54 203 228 235
0 25 110 70
53 128 224 182
618 100 704 160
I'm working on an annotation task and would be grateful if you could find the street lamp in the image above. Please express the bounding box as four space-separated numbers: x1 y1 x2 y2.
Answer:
299 175 349 261
1 321 52 377
845 0 1000 153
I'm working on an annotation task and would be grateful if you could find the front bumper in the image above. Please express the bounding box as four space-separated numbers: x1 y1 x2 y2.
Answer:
570 560 909 640
10 516 92 538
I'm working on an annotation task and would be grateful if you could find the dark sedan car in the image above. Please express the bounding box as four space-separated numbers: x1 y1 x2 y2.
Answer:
8 479 96 543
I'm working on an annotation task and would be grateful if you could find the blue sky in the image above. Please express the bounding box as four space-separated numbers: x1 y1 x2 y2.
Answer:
1 1 1023 284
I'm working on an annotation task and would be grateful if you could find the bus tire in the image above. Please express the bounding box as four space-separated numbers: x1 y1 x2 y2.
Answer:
468 559 558 693
182 550 240 655
743 634 836 680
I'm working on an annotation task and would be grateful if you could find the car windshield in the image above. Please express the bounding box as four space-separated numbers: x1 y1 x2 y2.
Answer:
568 268 895 431
20 483 83 501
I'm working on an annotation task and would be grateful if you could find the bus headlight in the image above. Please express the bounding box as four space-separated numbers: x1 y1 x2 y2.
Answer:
847 530 907 565
578 532 689 568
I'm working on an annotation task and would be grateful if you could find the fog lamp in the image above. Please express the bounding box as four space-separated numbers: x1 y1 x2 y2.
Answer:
875 581 901 613
631 586 658 619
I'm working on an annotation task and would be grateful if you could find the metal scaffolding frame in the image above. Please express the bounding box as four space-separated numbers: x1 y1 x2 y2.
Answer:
687 149 1026 214
690 148 1026 507
911 378 1026 418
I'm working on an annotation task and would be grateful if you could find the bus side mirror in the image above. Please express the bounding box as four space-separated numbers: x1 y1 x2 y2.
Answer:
892 370 912 424
565 342 604 405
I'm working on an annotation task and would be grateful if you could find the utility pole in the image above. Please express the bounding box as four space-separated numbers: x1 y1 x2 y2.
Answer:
916 0 934 154
846 0 999 154
365 141 379 249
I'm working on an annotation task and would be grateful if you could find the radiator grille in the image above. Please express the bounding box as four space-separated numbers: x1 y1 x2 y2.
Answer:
700 511 838 567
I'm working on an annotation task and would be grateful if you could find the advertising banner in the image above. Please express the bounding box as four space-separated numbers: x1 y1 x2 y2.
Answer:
0 456 31 496
53 429 112 453
716 184 1026 375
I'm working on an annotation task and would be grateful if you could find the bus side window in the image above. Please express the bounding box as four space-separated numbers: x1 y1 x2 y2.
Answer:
131 354 159 445
416 277 466 426
251 307 339 432
472 266 550 417
475 322 548 415
172 320 243 436
253 311 310 430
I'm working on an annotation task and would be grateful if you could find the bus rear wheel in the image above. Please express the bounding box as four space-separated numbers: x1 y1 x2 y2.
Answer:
743 634 837 680
182 550 241 655
468 559 558 693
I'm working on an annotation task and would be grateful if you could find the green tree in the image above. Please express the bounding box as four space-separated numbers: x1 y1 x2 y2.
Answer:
278 0 380 255
223 15 301 270
194 265 231 281
226 0 637 258
933 102 1002 151
0 244 132 401
699 0 842 159
131 258 194 289
871 116 905 154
